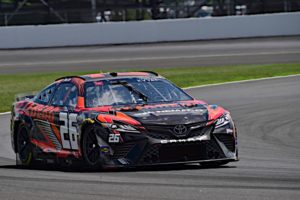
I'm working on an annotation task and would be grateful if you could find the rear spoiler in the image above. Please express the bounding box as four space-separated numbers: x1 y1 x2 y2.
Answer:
15 92 37 102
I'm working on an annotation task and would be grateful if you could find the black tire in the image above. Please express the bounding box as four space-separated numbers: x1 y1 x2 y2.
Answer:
16 123 34 166
82 125 102 169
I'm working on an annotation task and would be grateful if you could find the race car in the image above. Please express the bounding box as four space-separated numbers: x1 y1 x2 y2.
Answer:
11 71 238 169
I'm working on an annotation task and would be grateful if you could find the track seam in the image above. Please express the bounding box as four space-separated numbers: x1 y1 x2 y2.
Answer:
1 73 299 115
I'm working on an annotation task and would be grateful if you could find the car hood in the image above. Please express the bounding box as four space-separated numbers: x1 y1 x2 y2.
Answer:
120 103 209 125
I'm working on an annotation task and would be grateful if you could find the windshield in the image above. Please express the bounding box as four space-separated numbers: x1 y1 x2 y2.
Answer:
84 77 192 108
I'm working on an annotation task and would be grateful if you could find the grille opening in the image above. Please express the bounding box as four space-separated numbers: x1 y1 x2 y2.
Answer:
139 139 226 164
215 134 235 152
112 142 136 159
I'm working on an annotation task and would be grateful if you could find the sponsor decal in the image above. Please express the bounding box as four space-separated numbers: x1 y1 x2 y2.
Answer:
94 81 104 86
27 105 61 123
226 129 233 133
118 158 130 165
133 108 206 116
100 146 110 154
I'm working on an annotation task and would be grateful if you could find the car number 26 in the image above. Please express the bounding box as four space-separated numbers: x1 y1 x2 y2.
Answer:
59 112 79 150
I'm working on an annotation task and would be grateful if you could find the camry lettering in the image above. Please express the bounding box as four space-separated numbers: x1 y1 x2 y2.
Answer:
160 135 210 144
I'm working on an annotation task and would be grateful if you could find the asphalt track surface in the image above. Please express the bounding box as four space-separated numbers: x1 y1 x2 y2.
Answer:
0 36 300 74
0 75 300 200
1 36 300 199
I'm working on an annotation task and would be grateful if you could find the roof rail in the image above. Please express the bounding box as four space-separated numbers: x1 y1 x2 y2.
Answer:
55 76 85 81
140 71 159 76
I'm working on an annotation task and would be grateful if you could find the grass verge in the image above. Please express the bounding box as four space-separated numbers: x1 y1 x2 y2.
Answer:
1 63 300 112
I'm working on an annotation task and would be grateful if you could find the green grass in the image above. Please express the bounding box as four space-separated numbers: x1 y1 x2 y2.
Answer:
1 63 300 112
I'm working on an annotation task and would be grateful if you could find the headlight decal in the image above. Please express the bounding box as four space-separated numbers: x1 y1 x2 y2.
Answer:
215 112 231 129
101 121 140 133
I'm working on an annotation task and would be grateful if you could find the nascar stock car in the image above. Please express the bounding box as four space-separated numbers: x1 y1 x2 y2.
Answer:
11 71 238 169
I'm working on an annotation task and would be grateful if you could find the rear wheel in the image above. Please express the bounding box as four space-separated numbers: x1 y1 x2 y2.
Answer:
82 125 102 169
16 124 34 166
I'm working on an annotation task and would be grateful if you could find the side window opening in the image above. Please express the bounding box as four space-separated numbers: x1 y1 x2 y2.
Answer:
34 83 57 105
51 83 78 108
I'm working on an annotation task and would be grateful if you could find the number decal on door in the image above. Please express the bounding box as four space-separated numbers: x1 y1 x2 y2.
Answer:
59 112 79 150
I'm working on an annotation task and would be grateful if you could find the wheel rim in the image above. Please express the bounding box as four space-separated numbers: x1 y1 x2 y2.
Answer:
84 129 100 164
17 126 31 163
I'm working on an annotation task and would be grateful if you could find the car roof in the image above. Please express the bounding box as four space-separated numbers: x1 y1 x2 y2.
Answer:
55 71 160 82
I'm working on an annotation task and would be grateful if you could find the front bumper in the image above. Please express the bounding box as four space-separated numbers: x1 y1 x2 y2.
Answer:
103 127 238 167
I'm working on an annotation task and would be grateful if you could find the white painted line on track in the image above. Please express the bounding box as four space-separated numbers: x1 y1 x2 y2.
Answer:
183 74 300 90
0 51 299 67
0 73 299 115
0 111 11 116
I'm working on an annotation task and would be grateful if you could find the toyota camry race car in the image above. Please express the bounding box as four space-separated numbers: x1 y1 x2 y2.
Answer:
11 71 238 169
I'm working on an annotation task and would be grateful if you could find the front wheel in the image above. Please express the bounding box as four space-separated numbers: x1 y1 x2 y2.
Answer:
82 125 102 169
16 123 34 167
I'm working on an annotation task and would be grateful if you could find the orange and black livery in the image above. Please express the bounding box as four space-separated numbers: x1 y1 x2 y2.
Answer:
11 71 238 168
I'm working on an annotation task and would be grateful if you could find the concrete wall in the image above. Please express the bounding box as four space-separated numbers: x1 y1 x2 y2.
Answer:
0 12 300 49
